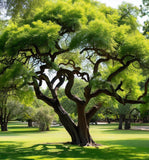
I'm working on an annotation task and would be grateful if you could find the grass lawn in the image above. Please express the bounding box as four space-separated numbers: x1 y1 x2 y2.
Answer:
0 122 149 160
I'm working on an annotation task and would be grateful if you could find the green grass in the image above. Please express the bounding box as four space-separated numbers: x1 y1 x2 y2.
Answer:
0 122 149 160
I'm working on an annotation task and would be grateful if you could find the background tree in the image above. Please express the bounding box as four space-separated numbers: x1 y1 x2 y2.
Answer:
35 106 54 131
0 0 149 146
17 105 36 127
0 59 34 131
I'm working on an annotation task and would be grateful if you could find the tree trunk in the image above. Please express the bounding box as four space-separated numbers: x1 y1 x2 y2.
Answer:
28 119 33 127
124 119 131 130
118 115 125 130
1 122 8 131
46 125 49 131
53 102 96 146
53 102 81 145
77 104 95 146
107 118 111 124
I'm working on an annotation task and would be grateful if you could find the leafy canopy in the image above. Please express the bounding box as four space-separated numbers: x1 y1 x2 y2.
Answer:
0 0 149 107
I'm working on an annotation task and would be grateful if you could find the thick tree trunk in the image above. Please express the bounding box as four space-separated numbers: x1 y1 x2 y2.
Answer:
53 102 81 145
1 122 8 131
77 104 96 146
53 102 96 146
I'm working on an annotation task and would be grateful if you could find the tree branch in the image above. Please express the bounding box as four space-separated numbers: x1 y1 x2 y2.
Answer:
115 81 124 92
51 48 69 61
94 58 109 74
57 69 85 105
107 59 137 81
32 77 55 106
38 74 57 99
86 103 102 125
138 78 149 100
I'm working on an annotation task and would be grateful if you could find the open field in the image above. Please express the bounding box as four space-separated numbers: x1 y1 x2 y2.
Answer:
0 122 149 160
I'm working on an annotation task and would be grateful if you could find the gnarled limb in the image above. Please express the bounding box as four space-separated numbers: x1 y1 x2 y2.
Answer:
32 77 55 106
94 58 110 74
57 68 85 105
51 48 70 61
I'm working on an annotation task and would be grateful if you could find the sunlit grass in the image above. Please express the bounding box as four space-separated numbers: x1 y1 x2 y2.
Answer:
0 122 149 160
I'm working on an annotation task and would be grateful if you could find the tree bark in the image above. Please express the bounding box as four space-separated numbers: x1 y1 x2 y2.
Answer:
53 102 96 146
77 104 96 146
1 122 8 131
53 102 81 145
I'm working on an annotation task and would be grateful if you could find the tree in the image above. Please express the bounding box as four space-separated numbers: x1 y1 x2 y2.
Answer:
16 105 36 127
0 0 149 146
0 59 34 131
35 106 53 131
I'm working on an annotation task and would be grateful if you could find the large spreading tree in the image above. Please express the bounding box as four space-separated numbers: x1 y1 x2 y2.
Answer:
0 0 149 146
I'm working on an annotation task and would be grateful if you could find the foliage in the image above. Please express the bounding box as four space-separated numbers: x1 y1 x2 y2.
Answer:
5 0 47 19
35 106 54 131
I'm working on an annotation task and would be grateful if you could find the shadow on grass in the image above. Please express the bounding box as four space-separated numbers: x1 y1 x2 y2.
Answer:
100 129 149 135
0 127 59 136
0 141 149 160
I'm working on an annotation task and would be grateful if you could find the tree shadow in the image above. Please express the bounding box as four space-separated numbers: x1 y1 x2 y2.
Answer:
0 127 59 136
100 129 149 134
0 141 148 160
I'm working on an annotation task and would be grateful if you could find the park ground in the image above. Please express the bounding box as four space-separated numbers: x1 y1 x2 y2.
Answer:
0 122 149 160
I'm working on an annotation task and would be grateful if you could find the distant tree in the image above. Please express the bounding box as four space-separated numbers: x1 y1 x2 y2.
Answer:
35 106 54 131
16 105 36 127
0 96 20 131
